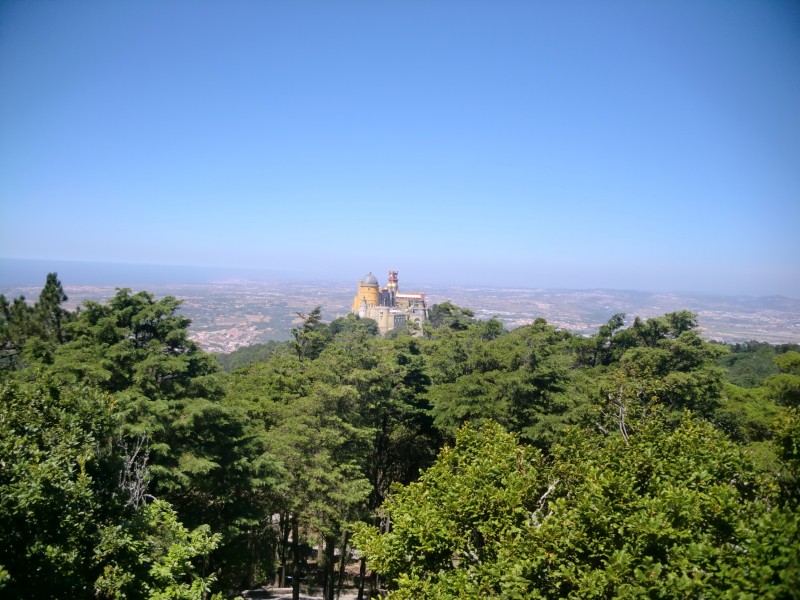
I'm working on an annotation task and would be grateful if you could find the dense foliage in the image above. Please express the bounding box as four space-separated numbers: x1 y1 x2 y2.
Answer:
1 274 797 599
354 418 799 599
215 340 286 372
0 379 220 599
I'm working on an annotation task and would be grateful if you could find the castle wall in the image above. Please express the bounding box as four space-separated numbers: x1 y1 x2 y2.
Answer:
364 305 394 335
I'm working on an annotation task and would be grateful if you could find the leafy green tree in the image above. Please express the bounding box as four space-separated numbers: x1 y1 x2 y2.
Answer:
15 287 276 594
773 408 800 504
313 334 440 598
354 421 544 598
425 302 476 333
598 314 726 423
95 500 220 600
215 340 288 372
328 313 379 339
0 379 118 598
265 381 371 600
46 289 219 398
712 343 797 451
767 350 800 407
225 326 441 598
0 273 73 373
713 382 784 447
575 313 626 367
0 379 220 600
312 336 437 506
221 353 309 588
225 342 371 598
356 417 799 599
425 318 585 448
0 294 29 372
716 341 782 388
34 272 70 344
291 306 332 361
42 290 229 507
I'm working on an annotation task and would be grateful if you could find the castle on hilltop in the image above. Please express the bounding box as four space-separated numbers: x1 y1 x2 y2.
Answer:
352 271 427 335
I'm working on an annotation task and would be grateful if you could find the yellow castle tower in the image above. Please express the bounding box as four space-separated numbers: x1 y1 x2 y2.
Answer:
352 272 381 313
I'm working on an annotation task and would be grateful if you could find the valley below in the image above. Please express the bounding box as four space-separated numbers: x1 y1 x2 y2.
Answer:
4 279 798 352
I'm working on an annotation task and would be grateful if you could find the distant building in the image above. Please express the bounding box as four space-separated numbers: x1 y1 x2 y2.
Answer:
352 270 427 335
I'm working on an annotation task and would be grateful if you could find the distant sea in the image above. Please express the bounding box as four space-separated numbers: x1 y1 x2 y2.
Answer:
0 258 290 287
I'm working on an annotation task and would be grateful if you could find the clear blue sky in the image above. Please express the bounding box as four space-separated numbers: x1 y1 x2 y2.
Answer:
1 1 798 296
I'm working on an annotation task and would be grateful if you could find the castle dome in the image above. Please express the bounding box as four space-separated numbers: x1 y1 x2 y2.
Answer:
361 272 379 286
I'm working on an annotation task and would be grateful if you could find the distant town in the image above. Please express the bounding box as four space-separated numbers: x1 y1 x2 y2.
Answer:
2 279 799 353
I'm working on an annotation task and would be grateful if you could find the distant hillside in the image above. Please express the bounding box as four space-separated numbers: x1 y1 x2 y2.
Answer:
424 287 800 345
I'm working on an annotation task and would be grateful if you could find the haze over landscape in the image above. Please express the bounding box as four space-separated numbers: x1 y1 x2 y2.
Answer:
3 260 800 350
1 1 799 298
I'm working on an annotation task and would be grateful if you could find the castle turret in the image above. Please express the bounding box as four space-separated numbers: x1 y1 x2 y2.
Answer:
387 270 398 307
352 272 381 312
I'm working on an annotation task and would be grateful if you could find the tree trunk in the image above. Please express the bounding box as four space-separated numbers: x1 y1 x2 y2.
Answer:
357 555 367 600
323 534 336 600
276 512 290 588
291 516 301 600
336 530 350 600
371 514 390 594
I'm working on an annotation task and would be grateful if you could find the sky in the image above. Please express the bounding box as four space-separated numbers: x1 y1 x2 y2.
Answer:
1 1 799 297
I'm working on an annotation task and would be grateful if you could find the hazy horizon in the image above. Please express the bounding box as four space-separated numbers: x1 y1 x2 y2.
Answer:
2 2 798 298
2 257 798 301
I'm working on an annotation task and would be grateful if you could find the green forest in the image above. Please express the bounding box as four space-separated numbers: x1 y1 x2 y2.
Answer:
1 274 798 599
